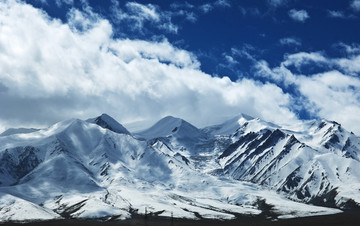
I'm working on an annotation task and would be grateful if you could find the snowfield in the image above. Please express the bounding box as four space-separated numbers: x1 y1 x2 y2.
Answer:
1 113 358 222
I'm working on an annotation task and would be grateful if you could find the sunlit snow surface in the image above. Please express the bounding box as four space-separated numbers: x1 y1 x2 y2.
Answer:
1 114 357 222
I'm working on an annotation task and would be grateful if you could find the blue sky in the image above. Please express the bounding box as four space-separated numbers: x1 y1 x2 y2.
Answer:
0 0 360 134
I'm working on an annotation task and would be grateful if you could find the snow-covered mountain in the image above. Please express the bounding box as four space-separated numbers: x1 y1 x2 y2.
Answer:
1 113 359 222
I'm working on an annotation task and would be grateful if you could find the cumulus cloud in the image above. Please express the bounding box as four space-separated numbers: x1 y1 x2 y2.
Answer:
254 52 360 134
297 71 360 129
288 9 309 22
0 0 299 132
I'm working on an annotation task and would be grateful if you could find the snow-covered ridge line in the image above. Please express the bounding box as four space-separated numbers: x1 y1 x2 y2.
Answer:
0 113 358 222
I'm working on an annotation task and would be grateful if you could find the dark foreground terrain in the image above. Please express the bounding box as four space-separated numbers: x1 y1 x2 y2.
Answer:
2 211 360 226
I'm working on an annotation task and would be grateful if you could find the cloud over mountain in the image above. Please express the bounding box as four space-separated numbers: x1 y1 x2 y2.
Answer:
0 0 298 132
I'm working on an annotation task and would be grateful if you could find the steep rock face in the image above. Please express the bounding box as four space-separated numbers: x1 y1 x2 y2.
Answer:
0 146 41 186
86 113 131 135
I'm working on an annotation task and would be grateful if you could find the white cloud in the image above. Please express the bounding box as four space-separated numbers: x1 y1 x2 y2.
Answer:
281 52 328 69
288 9 309 22
279 37 301 46
225 55 237 64
254 52 360 135
214 0 231 8
35 0 77 7
55 0 73 7
170 2 194 9
239 7 261 17
297 71 360 132
327 10 346 18
335 42 360 55
111 1 178 33
351 0 360 11
268 0 287 7
230 44 258 61
0 0 299 132
199 4 214 13
335 55 360 74
126 2 160 22
184 12 197 23
200 0 230 14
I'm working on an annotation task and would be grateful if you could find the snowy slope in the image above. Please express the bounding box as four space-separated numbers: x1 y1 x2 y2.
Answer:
136 116 208 140
290 119 360 161
203 114 280 136
215 118 360 209
0 113 357 223
136 116 214 156
0 192 60 222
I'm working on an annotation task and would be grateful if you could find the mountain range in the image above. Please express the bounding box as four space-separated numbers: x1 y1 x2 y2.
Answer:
0 113 359 222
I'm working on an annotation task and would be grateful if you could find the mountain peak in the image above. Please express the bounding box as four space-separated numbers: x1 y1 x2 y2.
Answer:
160 115 184 125
136 115 203 140
86 113 131 135
203 113 278 136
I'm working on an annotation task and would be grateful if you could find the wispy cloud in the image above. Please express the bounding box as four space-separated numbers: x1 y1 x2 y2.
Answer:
327 10 346 18
288 9 310 22
199 3 214 13
126 2 160 22
55 0 74 7
110 1 178 34
239 7 261 17
170 2 194 10
334 42 360 55
199 0 230 14
214 0 231 8
267 0 287 7
351 0 360 11
279 37 301 46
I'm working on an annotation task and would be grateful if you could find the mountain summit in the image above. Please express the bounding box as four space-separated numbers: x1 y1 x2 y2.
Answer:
86 113 131 135
136 116 207 140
